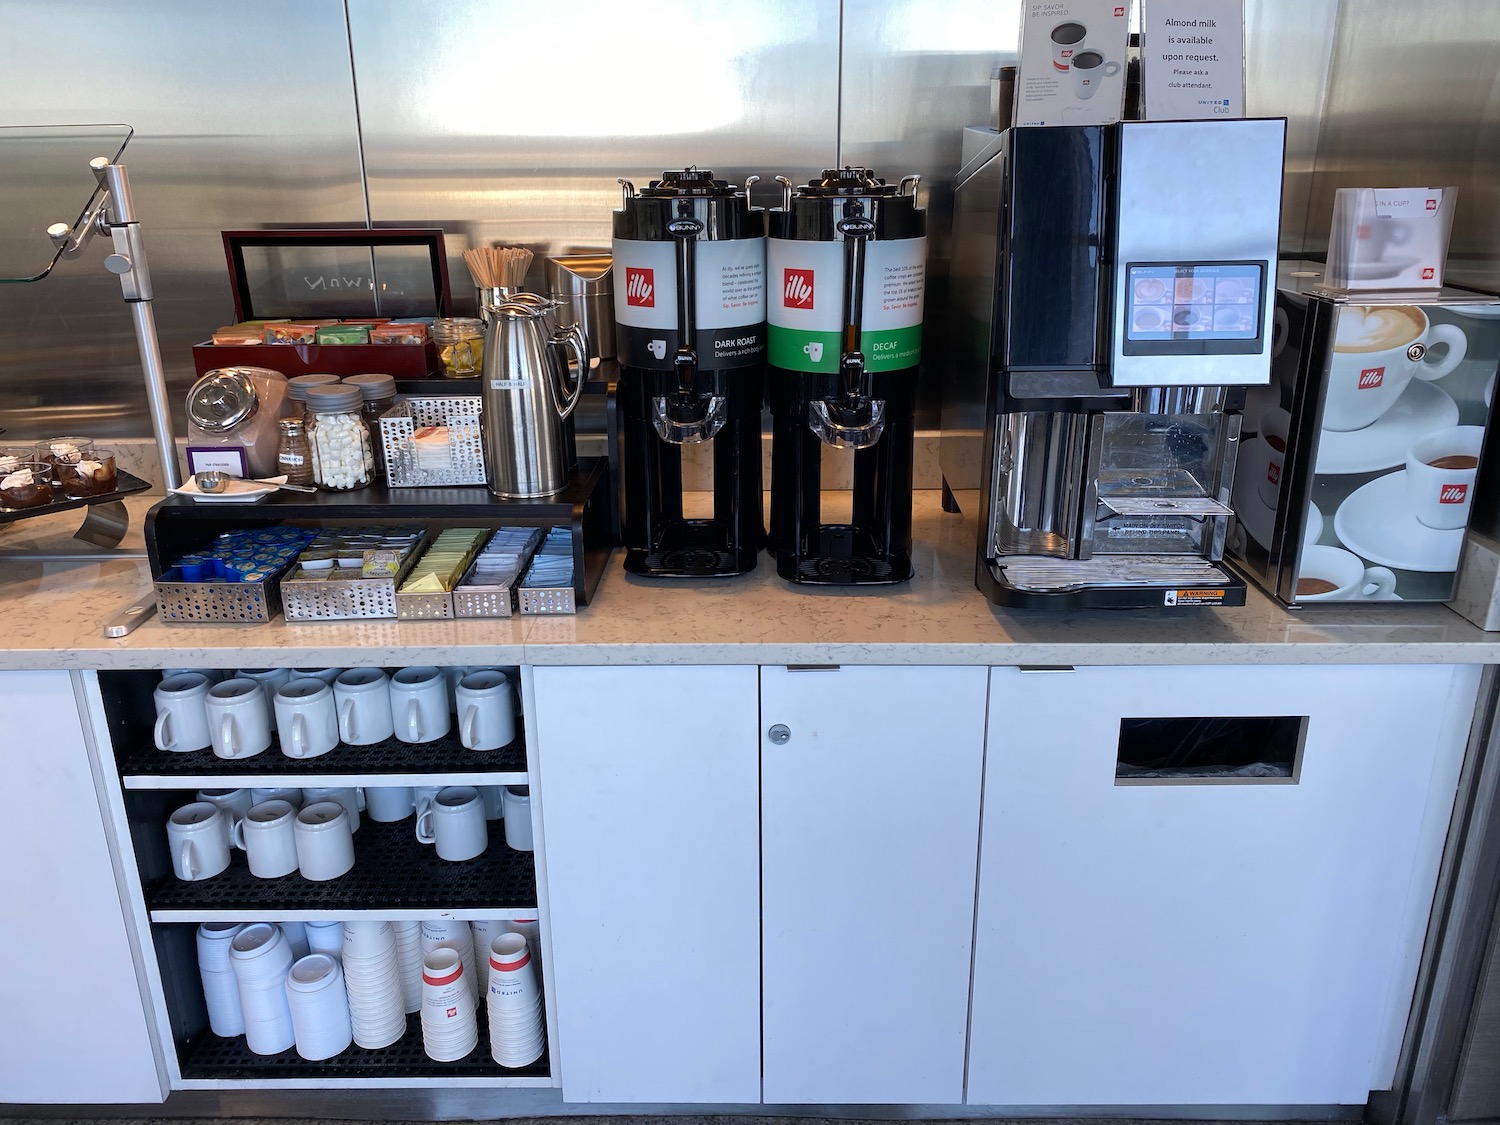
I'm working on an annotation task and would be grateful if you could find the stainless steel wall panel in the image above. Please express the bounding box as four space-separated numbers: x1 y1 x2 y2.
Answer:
0 0 367 442
1309 0 1500 292
1244 0 1340 255
839 0 1021 425
348 0 841 310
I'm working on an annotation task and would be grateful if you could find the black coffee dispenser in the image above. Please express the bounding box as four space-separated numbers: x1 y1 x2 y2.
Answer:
611 169 767 577
766 168 926 584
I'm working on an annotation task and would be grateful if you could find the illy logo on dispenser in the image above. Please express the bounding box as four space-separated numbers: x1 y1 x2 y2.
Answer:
784 269 815 310
625 267 655 308
1442 483 1469 505
1358 366 1385 390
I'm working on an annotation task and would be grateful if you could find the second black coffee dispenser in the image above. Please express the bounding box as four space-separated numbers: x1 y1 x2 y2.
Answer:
766 168 926 584
611 169 767 577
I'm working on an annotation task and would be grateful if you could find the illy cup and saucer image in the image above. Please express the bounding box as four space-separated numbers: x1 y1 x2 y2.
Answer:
1289 304 1485 602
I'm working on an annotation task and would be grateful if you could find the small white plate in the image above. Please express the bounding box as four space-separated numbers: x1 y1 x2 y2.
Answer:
1315 379 1459 475
169 475 286 503
1333 470 1464 573
1450 304 1500 321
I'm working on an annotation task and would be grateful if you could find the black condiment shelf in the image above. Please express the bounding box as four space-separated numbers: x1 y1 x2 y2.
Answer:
177 1011 548 1081
143 456 612 611
0 467 152 524
117 727 526 786
145 819 536 915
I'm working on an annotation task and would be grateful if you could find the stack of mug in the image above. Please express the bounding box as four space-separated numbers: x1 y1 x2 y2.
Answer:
229 923 297 1055
486 933 546 1066
284 953 353 1060
197 922 248 1036
151 665 520 757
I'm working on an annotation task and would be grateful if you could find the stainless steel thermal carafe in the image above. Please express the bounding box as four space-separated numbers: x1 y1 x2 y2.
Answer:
480 300 586 498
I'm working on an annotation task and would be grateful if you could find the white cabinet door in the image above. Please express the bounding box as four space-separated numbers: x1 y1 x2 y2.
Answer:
533 665 761 1103
760 665 989 1104
0 670 164 1104
968 663 1478 1107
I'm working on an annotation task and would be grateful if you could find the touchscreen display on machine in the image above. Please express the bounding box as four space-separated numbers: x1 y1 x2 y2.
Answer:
1125 262 1265 349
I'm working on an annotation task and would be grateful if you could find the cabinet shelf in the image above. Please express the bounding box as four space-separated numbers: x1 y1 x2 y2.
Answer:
146 819 536 918
176 1011 549 1085
117 728 527 789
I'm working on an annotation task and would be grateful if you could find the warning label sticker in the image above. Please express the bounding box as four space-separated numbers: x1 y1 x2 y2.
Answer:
1164 588 1227 606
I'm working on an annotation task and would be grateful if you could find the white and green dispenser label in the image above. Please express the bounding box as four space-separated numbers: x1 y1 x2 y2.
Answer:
766 236 926 373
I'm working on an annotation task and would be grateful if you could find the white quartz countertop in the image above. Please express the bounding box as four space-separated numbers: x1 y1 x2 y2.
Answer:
0 493 1496 670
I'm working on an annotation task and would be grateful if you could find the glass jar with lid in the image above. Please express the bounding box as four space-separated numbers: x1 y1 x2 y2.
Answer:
185 367 289 478
343 373 398 482
303 384 373 491
432 317 485 377
276 419 315 487
286 373 342 423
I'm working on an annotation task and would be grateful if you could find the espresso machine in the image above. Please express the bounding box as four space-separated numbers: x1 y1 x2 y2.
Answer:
941 118 1287 608
766 168 925 584
612 169 766 577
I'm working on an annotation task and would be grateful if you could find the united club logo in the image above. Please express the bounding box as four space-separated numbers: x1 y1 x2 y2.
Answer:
625 267 655 308
1358 366 1385 390
784 268 814 310
1441 483 1468 505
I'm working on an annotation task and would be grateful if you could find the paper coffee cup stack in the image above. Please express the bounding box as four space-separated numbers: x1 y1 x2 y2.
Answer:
486 933 545 1067
421 948 479 1061
340 920 407 1049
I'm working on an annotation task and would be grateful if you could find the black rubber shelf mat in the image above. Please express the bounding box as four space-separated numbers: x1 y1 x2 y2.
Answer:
117 728 526 780
146 819 536 912
178 1010 548 1080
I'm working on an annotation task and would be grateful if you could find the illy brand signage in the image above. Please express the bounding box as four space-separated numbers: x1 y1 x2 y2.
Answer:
1359 366 1385 389
625 267 655 307
1442 484 1469 505
784 269 814 310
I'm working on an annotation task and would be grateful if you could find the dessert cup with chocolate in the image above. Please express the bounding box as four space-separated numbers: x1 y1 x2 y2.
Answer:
56 449 118 498
0 462 56 509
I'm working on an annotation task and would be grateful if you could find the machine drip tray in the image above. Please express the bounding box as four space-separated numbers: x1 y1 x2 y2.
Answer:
777 524 914 586
984 555 1247 609
628 519 760 578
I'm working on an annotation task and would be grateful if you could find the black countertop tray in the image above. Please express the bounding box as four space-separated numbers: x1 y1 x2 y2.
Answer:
143 457 613 609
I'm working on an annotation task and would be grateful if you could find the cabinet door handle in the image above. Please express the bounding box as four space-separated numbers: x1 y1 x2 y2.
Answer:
767 724 792 745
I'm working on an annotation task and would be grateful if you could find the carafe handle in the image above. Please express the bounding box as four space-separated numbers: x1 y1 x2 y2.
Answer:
552 322 587 421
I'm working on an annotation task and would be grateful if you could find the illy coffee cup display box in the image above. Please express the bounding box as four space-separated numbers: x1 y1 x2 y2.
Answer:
1227 265 1500 606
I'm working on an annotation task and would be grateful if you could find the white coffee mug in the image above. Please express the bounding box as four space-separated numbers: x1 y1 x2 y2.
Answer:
390 666 450 745
166 802 232 881
251 786 303 809
365 786 416 822
275 678 340 760
195 788 255 843
232 800 300 878
153 673 212 753
416 786 488 862
294 801 356 881
479 785 506 820
235 667 293 725
1407 425 1484 530
302 786 364 832
333 668 394 746
1324 306 1468 432
204 678 273 760
1070 49 1119 100
1050 19 1086 71
502 785 534 851
292 667 344 686
1294 544 1398 603
455 670 517 752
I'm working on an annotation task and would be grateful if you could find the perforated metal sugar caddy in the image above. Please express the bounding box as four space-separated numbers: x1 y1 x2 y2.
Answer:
281 534 428 621
378 397 486 487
